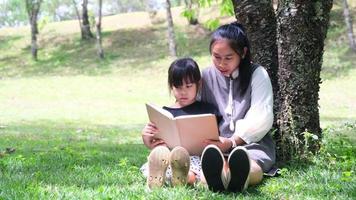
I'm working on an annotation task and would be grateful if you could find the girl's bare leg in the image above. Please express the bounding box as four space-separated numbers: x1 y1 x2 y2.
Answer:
187 171 196 185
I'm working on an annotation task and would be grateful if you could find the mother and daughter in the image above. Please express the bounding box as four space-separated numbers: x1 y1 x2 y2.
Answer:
141 22 275 193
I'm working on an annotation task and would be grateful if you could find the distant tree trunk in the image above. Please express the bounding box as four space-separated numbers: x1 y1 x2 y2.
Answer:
276 0 333 160
25 0 42 61
184 0 199 25
342 0 356 52
232 0 279 124
165 0 177 57
81 0 93 40
72 0 82 34
145 0 159 24
96 0 104 59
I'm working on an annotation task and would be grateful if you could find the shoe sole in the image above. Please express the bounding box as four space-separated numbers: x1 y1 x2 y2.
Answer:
147 146 170 189
170 146 190 186
201 145 225 192
227 147 250 192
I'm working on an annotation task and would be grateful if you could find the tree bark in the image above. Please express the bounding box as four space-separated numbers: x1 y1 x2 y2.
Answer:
25 0 42 61
231 0 333 161
165 0 177 57
342 0 356 52
232 0 279 127
81 0 93 40
276 0 333 160
96 0 104 59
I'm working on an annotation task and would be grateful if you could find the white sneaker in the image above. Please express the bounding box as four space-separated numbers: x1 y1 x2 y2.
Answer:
147 146 170 189
170 146 190 186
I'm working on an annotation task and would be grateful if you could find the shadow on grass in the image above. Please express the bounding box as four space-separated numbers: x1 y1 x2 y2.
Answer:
1 122 355 198
0 35 23 51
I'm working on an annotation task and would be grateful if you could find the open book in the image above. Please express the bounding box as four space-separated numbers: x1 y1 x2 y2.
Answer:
145 103 219 156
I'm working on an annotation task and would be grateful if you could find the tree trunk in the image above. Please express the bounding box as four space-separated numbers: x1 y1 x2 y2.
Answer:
342 0 356 52
184 0 199 25
165 0 177 57
96 0 104 59
72 0 83 36
232 0 279 127
81 0 93 40
231 0 333 161
276 0 333 161
25 0 42 61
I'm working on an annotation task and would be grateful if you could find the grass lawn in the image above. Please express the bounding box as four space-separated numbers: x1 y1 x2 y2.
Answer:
1 4 356 200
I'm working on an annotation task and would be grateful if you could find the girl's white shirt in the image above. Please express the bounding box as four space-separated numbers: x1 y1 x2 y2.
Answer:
232 67 274 144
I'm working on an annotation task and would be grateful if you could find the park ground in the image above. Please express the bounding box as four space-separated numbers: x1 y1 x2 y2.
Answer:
0 4 355 200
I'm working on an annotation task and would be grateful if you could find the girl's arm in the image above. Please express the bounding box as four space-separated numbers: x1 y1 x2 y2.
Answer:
141 122 166 149
232 67 274 144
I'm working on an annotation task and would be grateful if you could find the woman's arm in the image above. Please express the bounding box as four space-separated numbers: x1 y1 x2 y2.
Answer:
233 67 274 144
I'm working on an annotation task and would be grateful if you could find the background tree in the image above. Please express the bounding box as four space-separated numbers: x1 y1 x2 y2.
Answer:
0 0 27 27
342 0 356 51
183 0 199 25
25 0 43 61
81 0 93 40
72 0 83 35
276 0 333 161
165 0 177 57
233 0 279 123
96 0 104 59
232 0 333 161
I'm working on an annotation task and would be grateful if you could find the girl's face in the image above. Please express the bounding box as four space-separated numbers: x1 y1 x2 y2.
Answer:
172 80 198 107
211 39 242 77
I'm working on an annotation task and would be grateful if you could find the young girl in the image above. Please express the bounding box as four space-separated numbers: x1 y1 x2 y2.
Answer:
199 22 275 192
141 57 220 189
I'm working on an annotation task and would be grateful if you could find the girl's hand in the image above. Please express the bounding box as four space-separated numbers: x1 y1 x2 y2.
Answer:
204 136 232 153
141 122 166 149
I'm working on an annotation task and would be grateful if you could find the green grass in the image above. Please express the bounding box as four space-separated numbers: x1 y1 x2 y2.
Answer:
1 4 356 200
0 122 354 199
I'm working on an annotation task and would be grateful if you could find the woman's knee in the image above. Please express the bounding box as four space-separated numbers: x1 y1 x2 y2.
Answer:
249 160 263 185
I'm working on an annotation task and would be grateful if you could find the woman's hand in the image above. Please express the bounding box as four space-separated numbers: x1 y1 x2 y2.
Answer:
141 122 166 149
204 136 232 153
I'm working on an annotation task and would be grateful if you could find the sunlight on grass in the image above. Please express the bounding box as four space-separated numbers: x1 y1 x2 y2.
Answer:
319 68 356 127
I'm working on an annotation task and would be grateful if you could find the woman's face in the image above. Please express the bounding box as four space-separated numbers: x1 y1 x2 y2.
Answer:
211 39 242 77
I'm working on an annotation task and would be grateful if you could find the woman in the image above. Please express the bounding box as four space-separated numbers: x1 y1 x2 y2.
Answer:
200 22 276 193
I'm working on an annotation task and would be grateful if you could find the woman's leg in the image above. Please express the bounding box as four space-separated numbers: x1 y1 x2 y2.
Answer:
248 160 263 185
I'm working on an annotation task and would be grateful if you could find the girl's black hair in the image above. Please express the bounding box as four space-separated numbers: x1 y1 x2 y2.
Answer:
209 22 253 96
168 57 201 89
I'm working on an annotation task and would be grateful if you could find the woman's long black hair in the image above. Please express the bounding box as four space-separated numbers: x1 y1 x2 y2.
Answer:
209 22 253 96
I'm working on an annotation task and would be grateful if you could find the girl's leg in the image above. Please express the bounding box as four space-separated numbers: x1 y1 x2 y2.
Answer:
147 146 171 189
187 171 196 185
248 160 263 185
170 147 190 186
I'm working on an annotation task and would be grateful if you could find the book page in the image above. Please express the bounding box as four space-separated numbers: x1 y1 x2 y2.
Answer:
145 103 181 147
175 114 219 156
